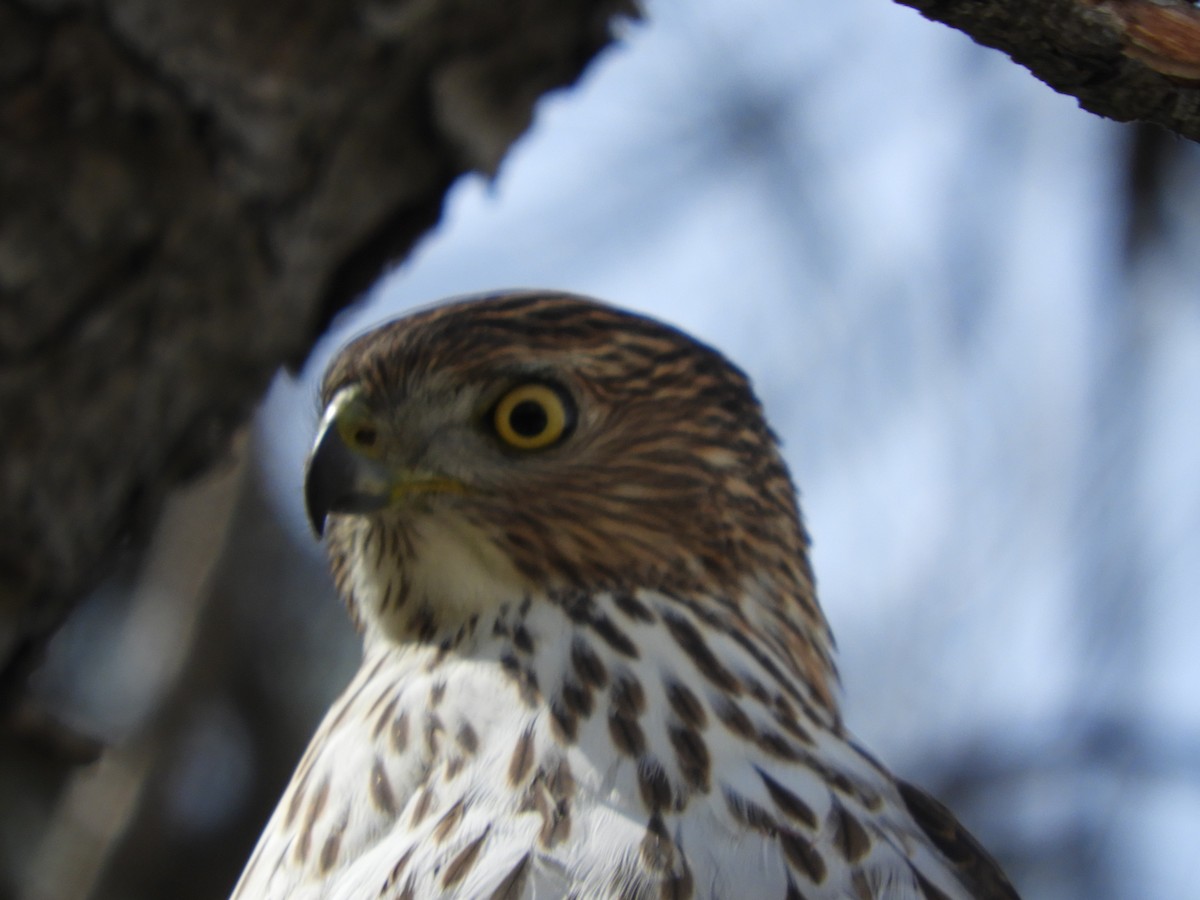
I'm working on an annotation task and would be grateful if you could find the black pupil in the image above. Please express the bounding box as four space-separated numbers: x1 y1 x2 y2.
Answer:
509 399 548 437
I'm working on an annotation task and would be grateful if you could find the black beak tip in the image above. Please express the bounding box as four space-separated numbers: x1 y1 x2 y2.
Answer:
305 468 329 539
304 429 339 540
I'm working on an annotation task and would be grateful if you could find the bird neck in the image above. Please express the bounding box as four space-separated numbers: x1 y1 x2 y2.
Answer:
351 578 841 739
330 515 841 727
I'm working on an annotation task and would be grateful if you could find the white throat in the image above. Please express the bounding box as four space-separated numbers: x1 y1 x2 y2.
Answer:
342 512 531 645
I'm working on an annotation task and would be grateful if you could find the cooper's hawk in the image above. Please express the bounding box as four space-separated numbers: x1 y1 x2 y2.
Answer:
232 291 1019 899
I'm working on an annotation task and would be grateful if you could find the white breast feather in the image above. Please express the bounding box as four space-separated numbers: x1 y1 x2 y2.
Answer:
232 584 982 899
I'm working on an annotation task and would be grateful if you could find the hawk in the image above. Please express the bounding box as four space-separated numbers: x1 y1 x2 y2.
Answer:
232 291 1019 899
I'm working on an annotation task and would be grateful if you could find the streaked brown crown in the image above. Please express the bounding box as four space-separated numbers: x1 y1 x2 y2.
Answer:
320 290 838 712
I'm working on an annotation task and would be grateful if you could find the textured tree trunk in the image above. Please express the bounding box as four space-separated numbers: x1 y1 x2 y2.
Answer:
0 0 636 704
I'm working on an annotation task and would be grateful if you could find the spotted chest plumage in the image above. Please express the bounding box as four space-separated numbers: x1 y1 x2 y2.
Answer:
231 291 1019 900
233 587 976 900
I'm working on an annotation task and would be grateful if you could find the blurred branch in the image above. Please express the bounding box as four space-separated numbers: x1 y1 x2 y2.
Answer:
894 0 1200 141
18 432 248 900
0 0 636 719
912 714 1200 896
7 699 103 767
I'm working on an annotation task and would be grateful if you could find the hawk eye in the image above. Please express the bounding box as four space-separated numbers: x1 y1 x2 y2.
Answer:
492 383 572 450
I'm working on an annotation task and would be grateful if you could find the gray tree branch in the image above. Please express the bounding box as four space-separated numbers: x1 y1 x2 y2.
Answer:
895 0 1200 141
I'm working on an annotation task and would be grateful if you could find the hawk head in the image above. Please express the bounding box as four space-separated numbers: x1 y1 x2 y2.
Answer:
305 291 833 703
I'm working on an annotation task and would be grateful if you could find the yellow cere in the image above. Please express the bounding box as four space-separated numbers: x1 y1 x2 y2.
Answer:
389 476 468 503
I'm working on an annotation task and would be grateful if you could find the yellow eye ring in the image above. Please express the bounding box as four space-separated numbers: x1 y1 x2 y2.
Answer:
493 383 571 450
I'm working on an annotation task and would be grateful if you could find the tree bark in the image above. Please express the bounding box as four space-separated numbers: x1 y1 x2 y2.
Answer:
0 0 636 704
894 0 1200 141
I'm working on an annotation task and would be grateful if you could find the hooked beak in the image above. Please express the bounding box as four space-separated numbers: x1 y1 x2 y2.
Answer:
304 392 467 537
304 415 393 537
